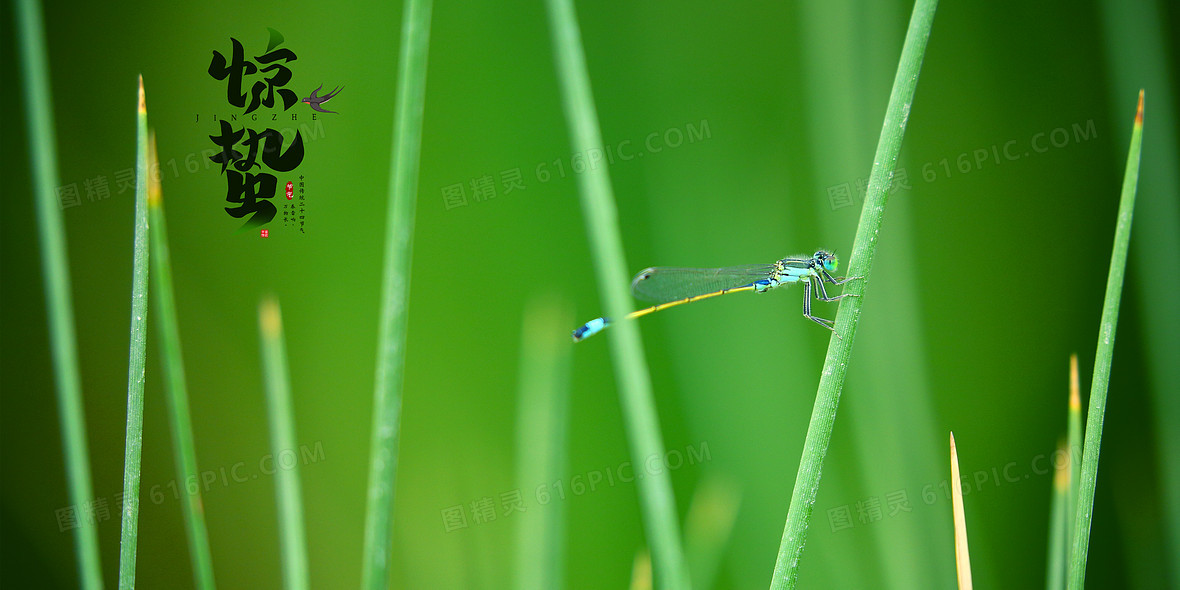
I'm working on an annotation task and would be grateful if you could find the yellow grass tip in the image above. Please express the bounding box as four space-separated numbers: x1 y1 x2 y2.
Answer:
629 549 651 590
260 297 283 337
147 130 162 208
138 74 146 114
1135 89 1144 126
1068 354 1080 411
949 431 973 590
1053 438 1070 491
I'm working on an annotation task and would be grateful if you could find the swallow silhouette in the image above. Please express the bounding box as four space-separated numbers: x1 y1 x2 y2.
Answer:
301 84 343 113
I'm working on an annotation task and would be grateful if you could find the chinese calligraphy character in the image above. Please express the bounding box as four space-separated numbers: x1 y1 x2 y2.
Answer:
500 168 526 194
827 505 854 532
56 184 81 209
500 490 525 515
442 183 467 210
470 497 497 524
114 168 135 194
827 183 853 210
470 174 496 202
855 496 884 524
441 505 468 532
209 37 298 114
885 489 912 516
224 171 278 226
55 506 79 531
83 175 110 202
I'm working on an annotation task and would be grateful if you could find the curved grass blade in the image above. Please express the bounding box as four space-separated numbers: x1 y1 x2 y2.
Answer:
768 0 939 587
361 0 434 586
15 0 103 585
543 0 690 586
1067 89 1145 589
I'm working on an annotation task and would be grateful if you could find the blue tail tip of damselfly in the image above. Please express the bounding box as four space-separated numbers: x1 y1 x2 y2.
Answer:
572 317 609 342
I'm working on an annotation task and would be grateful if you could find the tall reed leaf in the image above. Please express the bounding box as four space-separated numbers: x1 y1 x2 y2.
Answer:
1067 90 1144 589
769 0 938 587
514 299 572 590
117 75 151 590
1046 437 1069 590
543 0 690 587
16 0 102 584
361 0 434 586
260 298 309 590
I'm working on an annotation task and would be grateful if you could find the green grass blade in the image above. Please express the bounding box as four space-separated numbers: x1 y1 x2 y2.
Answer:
148 131 217 589
1046 437 1069 590
1066 354 1082 558
543 1 690 587
15 0 103 585
1096 4 1180 578
259 298 309 590
117 75 152 590
1047 356 1081 590
514 298 572 590
684 477 740 590
1067 90 1144 590
768 0 938 587
360 0 434 585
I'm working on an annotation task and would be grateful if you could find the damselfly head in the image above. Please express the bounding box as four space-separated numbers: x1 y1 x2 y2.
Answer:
814 250 839 272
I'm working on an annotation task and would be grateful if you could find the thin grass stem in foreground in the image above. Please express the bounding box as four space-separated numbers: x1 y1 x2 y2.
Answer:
1066 354 1082 553
148 130 216 589
117 74 152 590
684 477 740 590
259 298 309 590
1046 437 1069 590
1047 356 1082 589
15 0 102 585
360 1 434 585
768 0 938 587
949 433 973 590
543 0 690 587
1067 89 1144 589
514 298 572 590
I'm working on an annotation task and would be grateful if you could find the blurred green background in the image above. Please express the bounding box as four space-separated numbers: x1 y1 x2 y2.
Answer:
3 0 1178 588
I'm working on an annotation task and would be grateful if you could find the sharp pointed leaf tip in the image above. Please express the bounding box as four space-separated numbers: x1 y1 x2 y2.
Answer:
1068 354 1080 410
1135 89 1144 125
